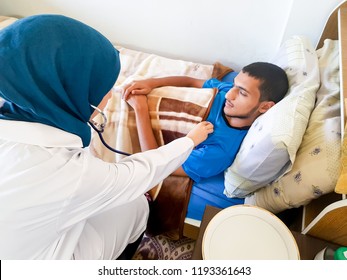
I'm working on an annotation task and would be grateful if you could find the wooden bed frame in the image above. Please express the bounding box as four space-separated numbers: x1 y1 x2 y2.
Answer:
301 0 347 246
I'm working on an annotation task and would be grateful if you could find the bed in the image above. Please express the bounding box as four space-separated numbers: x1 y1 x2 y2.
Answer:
1 1 346 247
88 0 347 244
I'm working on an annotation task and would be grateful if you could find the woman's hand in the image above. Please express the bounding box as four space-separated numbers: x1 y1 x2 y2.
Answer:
186 121 214 147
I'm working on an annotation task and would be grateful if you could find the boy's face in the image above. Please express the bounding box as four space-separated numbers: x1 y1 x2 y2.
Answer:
223 71 272 127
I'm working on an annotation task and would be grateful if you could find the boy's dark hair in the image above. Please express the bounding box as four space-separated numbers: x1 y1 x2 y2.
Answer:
241 62 289 103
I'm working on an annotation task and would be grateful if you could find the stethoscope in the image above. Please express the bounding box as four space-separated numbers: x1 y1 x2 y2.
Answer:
88 105 132 156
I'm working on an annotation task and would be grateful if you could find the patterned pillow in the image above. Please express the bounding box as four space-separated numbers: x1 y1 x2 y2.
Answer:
334 125 347 194
247 39 341 212
224 36 320 198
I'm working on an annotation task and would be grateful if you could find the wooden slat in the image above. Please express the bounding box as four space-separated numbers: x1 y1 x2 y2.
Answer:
316 1 347 49
316 8 339 49
304 204 347 246
302 193 342 229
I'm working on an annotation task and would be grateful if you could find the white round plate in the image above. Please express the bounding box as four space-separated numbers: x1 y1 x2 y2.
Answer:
202 205 300 260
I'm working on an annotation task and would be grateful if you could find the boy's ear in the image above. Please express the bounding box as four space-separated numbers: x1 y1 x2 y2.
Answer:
259 101 275 114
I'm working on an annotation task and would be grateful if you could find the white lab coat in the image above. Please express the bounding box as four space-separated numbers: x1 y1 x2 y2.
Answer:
0 120 194 259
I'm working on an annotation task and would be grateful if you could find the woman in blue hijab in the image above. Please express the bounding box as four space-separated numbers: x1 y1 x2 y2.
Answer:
0 14 121 147
0 14 213 259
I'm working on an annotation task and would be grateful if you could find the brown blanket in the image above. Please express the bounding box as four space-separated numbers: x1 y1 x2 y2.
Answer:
89 46 217 239
90 85 216 239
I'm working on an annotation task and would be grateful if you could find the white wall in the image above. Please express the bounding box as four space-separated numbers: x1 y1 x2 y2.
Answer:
0 0 344 70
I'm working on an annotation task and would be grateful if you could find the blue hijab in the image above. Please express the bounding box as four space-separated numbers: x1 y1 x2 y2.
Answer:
0 15 120 147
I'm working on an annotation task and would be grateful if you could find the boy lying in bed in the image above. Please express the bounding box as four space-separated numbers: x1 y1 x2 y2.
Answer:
121 62 289 221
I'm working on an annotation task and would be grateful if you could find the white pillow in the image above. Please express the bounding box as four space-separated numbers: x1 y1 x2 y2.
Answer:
224 36 320 198
247 39 341 213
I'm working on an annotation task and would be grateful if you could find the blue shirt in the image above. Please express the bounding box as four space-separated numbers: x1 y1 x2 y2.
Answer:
184 78 247 220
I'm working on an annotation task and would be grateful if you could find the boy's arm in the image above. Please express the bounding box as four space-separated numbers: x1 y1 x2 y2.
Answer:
128 95 187 176
126 94 214 200
128 94 158 151
122 76 205 100
126 94 188 177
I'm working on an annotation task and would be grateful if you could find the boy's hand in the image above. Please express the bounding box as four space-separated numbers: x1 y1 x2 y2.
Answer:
122 79 155 100
186 121 214 147
125 94 148 111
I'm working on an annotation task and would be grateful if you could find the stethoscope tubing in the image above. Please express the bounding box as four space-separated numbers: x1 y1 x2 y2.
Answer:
88 121 132 156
